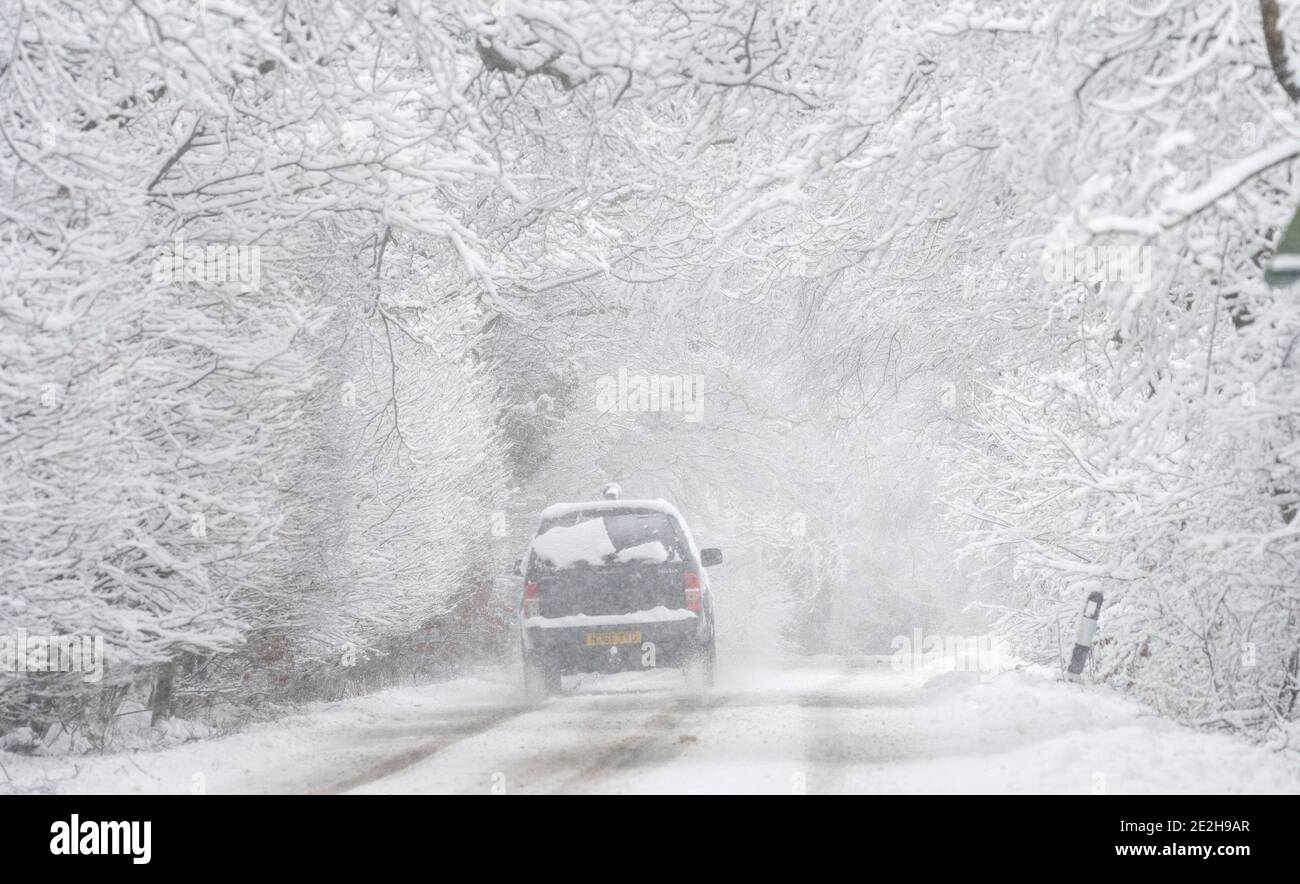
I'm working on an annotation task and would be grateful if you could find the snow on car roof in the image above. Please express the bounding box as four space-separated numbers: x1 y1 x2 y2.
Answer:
533 498 702 559
538 499 680 520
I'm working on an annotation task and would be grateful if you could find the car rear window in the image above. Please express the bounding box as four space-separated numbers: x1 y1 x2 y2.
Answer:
531 510 683 569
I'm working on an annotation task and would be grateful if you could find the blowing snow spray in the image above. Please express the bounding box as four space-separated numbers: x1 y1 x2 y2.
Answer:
1066 591 1104 682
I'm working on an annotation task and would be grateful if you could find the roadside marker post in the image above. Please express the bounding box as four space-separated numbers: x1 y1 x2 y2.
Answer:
1266 203 1300 287
1066 590 1104 682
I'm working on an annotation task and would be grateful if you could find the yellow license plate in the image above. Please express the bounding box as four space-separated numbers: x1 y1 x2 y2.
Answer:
584 630 642 646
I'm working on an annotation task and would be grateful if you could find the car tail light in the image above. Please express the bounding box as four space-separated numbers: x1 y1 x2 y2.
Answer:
523 581 540 618
683 571 702 613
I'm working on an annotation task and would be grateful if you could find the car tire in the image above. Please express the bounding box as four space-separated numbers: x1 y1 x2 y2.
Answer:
683 638 716 690
523 651 560 703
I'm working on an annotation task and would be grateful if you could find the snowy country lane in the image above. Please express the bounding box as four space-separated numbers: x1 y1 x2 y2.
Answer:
5 657 1298 795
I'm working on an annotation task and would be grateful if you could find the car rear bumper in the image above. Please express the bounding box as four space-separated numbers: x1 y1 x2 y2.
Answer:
523 615 707 674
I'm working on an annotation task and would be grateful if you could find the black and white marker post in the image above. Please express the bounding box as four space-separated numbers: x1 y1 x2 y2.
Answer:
1066 590 1104 682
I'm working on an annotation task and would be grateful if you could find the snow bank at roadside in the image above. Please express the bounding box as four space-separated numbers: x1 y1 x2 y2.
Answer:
0 670 519 795
888 664 1300 794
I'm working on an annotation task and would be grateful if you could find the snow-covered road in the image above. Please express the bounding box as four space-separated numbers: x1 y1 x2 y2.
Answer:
5 657 1298 794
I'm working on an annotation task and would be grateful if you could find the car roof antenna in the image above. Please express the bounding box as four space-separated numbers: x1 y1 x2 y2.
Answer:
601 482 622 500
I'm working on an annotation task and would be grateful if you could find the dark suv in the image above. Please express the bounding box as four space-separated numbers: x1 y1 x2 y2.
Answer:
518 499 721 700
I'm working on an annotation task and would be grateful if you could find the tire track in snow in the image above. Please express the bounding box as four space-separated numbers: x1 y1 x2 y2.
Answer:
549 690 730 793
328 675 717 794
312 703 533 794
800 656 903 794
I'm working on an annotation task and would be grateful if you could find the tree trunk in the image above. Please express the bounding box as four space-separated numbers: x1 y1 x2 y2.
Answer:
1262 1 1300 103
150 662 176 726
